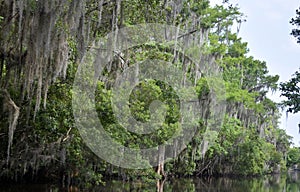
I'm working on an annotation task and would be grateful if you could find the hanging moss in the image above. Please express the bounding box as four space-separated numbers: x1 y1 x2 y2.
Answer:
0 0 292 184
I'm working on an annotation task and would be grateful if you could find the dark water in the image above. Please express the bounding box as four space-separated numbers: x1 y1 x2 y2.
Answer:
0 171 299 192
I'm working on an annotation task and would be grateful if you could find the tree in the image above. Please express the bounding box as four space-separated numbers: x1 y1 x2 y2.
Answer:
280 70 300 114
279 6 300 129
287 147 300 167
282 7 300 114
0 0 292 184
290 7 300 43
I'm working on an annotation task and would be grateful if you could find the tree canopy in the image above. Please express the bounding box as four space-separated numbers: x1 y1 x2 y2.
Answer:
280 70 300 114
280 7 300 115
0 0 295 186
290 7 300 43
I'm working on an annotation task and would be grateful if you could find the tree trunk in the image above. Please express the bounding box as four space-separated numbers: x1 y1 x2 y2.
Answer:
157 145 166 178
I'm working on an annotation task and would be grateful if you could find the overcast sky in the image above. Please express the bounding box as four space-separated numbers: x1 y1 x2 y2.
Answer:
210 0 300 146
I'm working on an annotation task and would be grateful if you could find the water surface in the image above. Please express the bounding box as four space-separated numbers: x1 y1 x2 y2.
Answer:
0 171 299 191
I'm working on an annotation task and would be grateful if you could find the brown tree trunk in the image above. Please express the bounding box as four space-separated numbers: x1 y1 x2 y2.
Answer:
157 145 166 178
156 177 166 192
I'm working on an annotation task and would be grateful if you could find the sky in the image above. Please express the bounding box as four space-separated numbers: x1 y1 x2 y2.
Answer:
210 0 300 146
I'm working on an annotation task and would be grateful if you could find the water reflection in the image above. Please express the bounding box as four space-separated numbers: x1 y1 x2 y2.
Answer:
98 171 300 192
0 171 299 192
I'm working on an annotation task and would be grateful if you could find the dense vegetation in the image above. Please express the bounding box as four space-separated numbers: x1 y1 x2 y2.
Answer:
0 0 298 187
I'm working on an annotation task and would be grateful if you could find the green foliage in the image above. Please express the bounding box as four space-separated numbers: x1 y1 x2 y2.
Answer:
287 147 300 167
0 0 293 184
201 4 242 30
280 69 300 113
290 7 300 43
